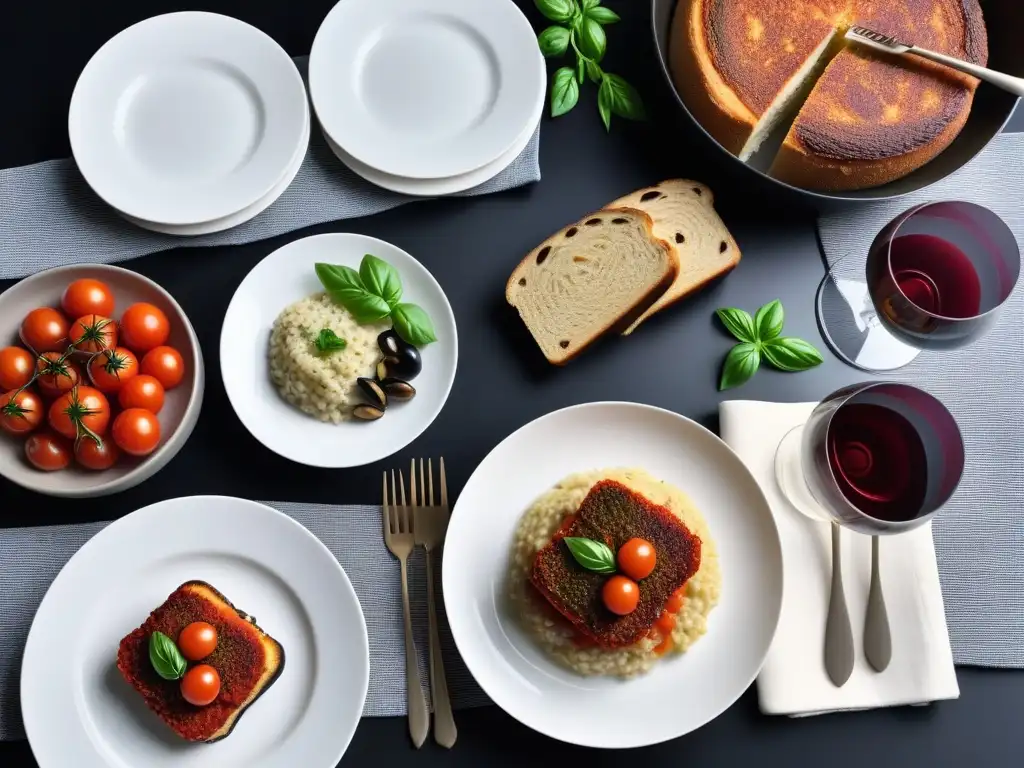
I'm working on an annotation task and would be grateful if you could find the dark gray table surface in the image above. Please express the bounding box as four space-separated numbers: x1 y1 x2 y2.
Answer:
1 1 1021 766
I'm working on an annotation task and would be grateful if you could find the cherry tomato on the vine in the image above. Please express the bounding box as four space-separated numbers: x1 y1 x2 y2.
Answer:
74 436 121 470
0 389 44 435
0 347 35 390
48 386 110 440
88 347 138 393
20 308 69 354
120 303 169 352
36 352 81 399
61 278 115 319
117 375 165 414
25 430 71 471
140 346 184 389
112 408 160 456
69 314 117 355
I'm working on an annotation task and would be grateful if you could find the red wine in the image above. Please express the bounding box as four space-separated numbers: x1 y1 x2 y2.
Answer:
827 403 928 522
888 233 982 319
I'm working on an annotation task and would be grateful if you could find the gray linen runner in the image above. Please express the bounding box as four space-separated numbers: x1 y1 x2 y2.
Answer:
0 502 491 741
817 132 1024 668
0 56 541 280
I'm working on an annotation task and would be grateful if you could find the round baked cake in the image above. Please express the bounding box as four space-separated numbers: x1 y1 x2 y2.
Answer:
669 0 988 191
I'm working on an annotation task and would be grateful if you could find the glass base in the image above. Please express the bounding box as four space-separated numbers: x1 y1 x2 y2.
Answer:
815 255 921 372
774 426 831 522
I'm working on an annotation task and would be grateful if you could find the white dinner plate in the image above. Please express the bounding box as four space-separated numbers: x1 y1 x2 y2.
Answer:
120 100 310 236
21 496 369 768
320 61 543 197
70 12 308 225
442 402 784 749
309 0 544 179
220 233 458 467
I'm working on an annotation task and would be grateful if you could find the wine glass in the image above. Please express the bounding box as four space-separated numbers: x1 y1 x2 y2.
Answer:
816 201 1020 372
774 382 965 683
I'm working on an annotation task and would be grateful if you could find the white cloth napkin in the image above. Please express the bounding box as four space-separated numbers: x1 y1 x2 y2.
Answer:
718 400 959 716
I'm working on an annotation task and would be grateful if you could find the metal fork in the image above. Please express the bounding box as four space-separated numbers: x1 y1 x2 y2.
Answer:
382 470 429 748
411 458 457 748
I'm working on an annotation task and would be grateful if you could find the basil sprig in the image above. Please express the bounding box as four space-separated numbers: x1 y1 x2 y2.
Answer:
315 255 437 346
563 536 617 574
715 300 824 390
149 631 187 680
534 0 645 130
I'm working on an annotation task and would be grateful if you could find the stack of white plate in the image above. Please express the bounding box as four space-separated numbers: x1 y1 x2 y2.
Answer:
309 0 545 196
69 12 310 236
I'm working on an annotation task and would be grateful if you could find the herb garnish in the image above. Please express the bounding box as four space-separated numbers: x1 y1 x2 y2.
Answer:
148 631 187 680
534 0 645 130
716 300 824 390
312 328 347 356
564 536 617 574
315 255 437 347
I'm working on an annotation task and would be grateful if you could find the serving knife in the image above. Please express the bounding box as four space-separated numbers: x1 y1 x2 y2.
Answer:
846 25 1024 97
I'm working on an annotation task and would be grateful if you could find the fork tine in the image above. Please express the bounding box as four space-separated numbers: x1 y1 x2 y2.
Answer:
440 457 448 509
427 458 435 506
409 459 418 507
390 470 399 534
398 469 408 532
382 472 390 536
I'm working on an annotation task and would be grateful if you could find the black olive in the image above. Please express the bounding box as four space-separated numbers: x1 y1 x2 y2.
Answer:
352 404 385 421
377 329 403 358
356 377 387 409
380 378 416 401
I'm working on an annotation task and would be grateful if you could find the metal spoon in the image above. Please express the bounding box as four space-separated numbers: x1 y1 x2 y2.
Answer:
824 522 855 686
864 535 892 672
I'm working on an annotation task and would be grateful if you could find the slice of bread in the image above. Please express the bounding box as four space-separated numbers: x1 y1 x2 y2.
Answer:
506 208 678 364
116 580 285 742
606 181 740 335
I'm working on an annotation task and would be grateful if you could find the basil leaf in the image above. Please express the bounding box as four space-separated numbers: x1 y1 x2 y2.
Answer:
762 337 824 372
534 0 574 22
576 55 586 84
578 17 607 61
550 67 579 118
315 262 364 294
538 26 570 57
582 0 599 10
586 6 620 24
392 303 437 346
597 79 612 131
563 536 617 574
331 288 392 324
585 59 603 84
313 328 346 355
359 254 403 308
601 73 646 120
715 307 757 343
754 299 784 341
149 631 187 680
719 342 760 391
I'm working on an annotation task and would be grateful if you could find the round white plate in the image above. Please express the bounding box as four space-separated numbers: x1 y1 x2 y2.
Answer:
120 101 310 236
309 0 544 179
442 402 784 749
22 496 369 768
220 233 458 467
320 61 543 197
70 12 308 225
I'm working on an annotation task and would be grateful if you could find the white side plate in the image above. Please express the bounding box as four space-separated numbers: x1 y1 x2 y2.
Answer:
70 12 308 225
442 402 784 748
220 233 458 467
310 0 544 179
21 496 369 767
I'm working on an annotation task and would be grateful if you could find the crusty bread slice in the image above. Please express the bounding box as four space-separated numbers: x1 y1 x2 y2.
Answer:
506 208 677 364
605 181 740 335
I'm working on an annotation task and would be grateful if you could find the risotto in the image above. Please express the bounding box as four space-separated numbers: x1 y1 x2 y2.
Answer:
268 292 389 423
509 468 721 677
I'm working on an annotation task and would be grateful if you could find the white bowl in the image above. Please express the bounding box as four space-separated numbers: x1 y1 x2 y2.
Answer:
220 233 457 467
0 264 204 497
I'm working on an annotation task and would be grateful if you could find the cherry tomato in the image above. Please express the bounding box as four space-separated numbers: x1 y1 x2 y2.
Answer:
61 278 115 319
68 314 117 355
178 622 218 661
180 664 220 707
0 347 35 390
88 347 138 393
664 587 685 615
20 308 69 354
120 303 169 353
0 389 43 434
140 346 184 389
112 408 160 456
617 538 657 581
601 575 640 616
118 375 165 414
48 386 110 440
74 435 121 470
25 430 71 471
36 352 81 399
